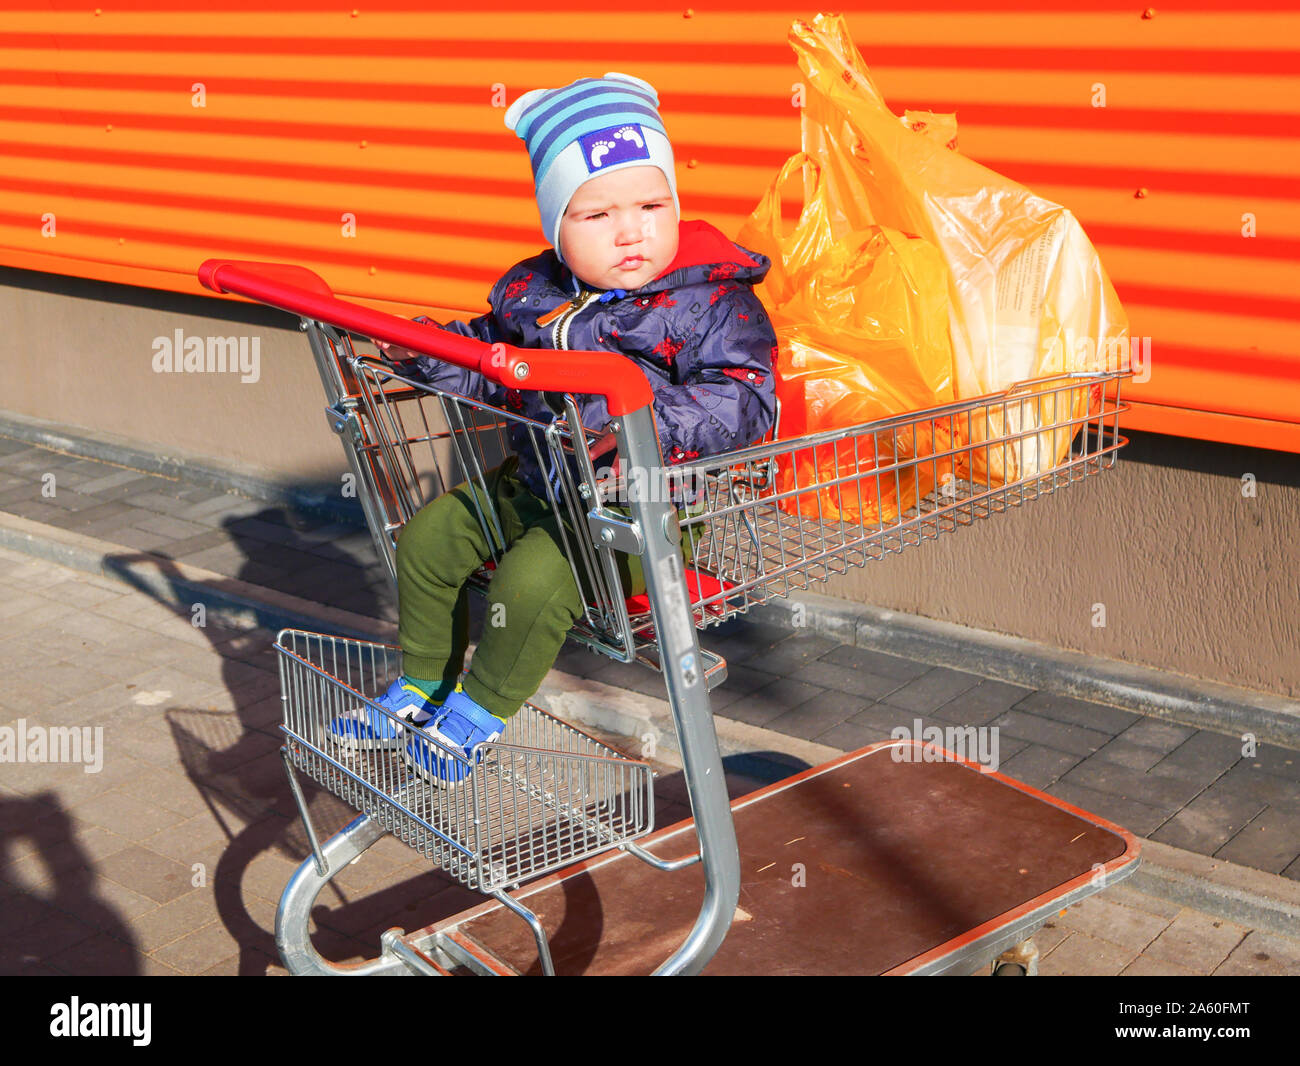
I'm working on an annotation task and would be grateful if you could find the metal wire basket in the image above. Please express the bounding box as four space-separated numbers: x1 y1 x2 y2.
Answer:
275 628 655 892
657 371 1125 630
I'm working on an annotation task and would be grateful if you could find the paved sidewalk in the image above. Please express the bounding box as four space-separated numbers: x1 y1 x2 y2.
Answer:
1 549 1297 976
3 434 1298 885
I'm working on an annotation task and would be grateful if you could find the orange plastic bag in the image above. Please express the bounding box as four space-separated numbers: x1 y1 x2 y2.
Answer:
784 13 1129 486
738 152 955 524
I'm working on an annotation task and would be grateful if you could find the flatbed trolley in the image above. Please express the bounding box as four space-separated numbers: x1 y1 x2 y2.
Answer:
198 259 1139 976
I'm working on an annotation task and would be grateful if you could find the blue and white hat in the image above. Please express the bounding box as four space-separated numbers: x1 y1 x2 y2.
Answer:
504 72 679 263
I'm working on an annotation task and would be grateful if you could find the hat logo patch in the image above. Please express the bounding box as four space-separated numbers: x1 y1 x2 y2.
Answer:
580 124 651 173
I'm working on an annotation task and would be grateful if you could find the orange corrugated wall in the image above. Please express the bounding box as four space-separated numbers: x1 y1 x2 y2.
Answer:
4 0 1298 451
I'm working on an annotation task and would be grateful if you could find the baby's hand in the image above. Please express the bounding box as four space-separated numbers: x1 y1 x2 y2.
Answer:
372 338 420 363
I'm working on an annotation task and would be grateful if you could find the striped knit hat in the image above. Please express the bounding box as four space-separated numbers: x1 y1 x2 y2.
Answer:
504 72 679 263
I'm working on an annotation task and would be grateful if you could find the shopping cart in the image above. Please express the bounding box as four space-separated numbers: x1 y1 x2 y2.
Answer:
198 258 1140 976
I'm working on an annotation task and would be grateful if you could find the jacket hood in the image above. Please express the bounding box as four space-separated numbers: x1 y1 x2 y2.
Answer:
552 219 771 296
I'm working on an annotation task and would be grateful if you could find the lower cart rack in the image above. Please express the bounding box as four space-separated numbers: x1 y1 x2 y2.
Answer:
276 629 654 894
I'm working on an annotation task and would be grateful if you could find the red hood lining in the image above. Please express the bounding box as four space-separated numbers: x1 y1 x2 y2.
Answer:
650 219 759 281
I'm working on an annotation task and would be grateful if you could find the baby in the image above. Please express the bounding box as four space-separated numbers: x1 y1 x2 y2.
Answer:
332 72 778 785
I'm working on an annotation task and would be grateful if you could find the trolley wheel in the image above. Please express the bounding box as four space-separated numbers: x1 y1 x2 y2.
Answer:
991 937 1039 976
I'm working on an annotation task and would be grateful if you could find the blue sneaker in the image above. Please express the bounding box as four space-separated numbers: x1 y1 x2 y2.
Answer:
329 677 451 751
404 690 506 786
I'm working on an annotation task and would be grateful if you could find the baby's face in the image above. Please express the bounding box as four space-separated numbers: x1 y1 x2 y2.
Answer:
557 166 679 291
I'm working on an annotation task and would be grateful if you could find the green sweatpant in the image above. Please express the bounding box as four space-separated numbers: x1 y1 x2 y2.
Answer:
396 457 694 720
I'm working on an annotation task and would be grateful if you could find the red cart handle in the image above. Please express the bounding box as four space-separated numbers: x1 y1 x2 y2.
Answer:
197 259 654 417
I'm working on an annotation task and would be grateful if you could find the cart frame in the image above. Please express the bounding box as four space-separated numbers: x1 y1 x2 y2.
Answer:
198 258 1131 976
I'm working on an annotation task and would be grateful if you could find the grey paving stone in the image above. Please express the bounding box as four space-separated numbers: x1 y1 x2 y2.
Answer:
1059 756 1205 812
996 744 1084 790
11 510 80 537
281 520 364 547
845 702 922 734
221 515 316 549
1143 909 1250 972
178 544 258 576
550 644 606 679
931 679 1035 727
1090 737 1176 773
1120 955 1203 976
1210 763 1300 813
724 678 824 728
588 660 672 701
879 666 984 714
1214 929 1300 975
51 499 140 532
174 494 270 523
697 620 797 665
1114 717 1196 752
1152 728 1246 779
121 490 213 519
988 708 1112 758
135 513 214 541
1012 690 1140 735
1248 745 1300 781
1216 806 1300 873
787 659 904 700
0 482 44 508
1103 882 1181 920
816 719 895 752
707 663 780 712
764 690 864 742
157 528 238 561
71 469 152 495
326 587 387 618
98 525 191 554
86 473 181 502
68 506 167 541
20 487 107 514
0 496 77 524
1045 780 1169 837
749 632 842 673
1037 931 1135 976
1150 787 1269 855
274 560 376 599
2 910 99 963
91 845 199 905
817 643 930 682
1056 893 1170 953
66 786 188 841
300 532 381 563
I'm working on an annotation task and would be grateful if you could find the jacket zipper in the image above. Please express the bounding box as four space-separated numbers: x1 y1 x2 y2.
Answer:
552 289 601 351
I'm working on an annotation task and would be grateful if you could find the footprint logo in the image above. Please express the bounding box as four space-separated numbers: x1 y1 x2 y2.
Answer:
589 139 616 167
613 125 644 149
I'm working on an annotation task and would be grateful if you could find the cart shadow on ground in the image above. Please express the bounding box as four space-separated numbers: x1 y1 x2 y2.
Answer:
98 506 410 975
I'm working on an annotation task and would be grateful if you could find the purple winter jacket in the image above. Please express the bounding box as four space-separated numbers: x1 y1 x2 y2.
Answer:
402 219 778 501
